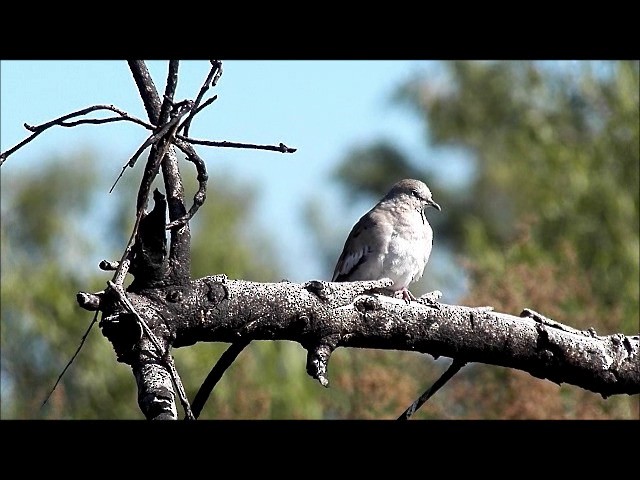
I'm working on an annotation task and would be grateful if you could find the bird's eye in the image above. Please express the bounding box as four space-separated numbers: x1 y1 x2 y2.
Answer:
411 190 420 198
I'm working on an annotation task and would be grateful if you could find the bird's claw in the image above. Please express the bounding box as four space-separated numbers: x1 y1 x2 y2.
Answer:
396 288 417 304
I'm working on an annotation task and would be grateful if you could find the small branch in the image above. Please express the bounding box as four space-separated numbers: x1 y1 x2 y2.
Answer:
182 60 223 137
41 311 99 409
158 61 180 126
177 136 297 154
397 358 467 420
192 96 217 116
58 116 155 129
166 139 208 230
109 102 193 194
76 291 103 311
191 340 250 419
0 105 154 166
209 59 223 88
99 260 119 271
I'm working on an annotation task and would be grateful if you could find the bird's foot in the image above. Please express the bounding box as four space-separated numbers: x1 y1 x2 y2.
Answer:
395 288 417 304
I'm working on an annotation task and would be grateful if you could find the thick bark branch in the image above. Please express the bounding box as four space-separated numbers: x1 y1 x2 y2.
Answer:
90 277 639 419
127 60 191 284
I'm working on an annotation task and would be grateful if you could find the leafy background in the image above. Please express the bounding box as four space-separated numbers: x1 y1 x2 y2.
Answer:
1 60 638 419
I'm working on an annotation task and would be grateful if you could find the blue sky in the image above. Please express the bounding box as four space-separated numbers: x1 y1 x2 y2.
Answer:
1 60 450 284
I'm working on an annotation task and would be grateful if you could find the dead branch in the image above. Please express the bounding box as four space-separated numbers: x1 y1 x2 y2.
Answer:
80 275 639 419
181 60 222 137
176 137 298 153
0 105 154 165
398 358 467 420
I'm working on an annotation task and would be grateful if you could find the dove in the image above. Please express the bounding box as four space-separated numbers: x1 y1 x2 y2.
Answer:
332 179 440 302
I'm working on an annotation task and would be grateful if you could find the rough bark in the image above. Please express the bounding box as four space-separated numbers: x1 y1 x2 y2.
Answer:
92 273 639 419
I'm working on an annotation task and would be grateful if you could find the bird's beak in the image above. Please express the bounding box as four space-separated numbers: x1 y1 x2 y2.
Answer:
429 200 441 211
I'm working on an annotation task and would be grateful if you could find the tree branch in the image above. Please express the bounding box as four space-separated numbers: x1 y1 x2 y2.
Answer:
181 60 222 137
191 339 251 419
177 136 297 154
397 358 467 420
0 105 154 166
127 60 191 283
80 277 639 418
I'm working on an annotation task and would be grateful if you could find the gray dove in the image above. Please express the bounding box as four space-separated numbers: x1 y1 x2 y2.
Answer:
332 178 441 302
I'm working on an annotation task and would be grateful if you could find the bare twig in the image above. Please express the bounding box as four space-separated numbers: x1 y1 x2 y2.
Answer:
99 260 119 271
41 311 99 409
397 358 467 420
177 136 297 153
0 105 154 166
191 340 251 419
166 139 208 230
158 61 180 125
193 95 217 116
110 101 194 194
182 60 223 137
59 117 155 129
209 59 223 87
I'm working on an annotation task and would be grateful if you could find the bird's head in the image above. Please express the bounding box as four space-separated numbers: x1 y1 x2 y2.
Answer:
386 179 441 212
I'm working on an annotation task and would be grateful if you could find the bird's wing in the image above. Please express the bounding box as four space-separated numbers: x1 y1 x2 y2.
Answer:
332 208 393 282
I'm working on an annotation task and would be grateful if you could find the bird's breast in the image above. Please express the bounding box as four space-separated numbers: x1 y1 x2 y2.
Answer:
383 211 433 290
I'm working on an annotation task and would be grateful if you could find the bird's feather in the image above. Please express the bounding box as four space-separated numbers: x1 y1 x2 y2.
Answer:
332 206 394 281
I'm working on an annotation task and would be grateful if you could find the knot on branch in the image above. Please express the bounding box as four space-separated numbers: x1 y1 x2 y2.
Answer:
305 337 339 387
304 278 394 306
100 313 144 364
533 323 564 383
204 275 229 307
354 294 384 314
166 289 184 303
277 142 297 153
303 280 333 303
76 291 104 311
417 290 443 306
99 260 119 271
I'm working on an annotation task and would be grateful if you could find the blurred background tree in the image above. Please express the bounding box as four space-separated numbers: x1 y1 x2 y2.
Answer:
0 154 324 419
308 60 639 419
1 60 637 419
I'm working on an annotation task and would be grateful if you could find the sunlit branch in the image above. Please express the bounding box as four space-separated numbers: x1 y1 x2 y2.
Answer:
107 281 195 420
110 102 194 194
181 60 223 137
177 136 297 154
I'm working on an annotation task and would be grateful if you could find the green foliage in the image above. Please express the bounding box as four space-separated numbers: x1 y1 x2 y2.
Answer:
1 153 138 418
333 141 423 202
329 60 639 418
402 60 639 332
